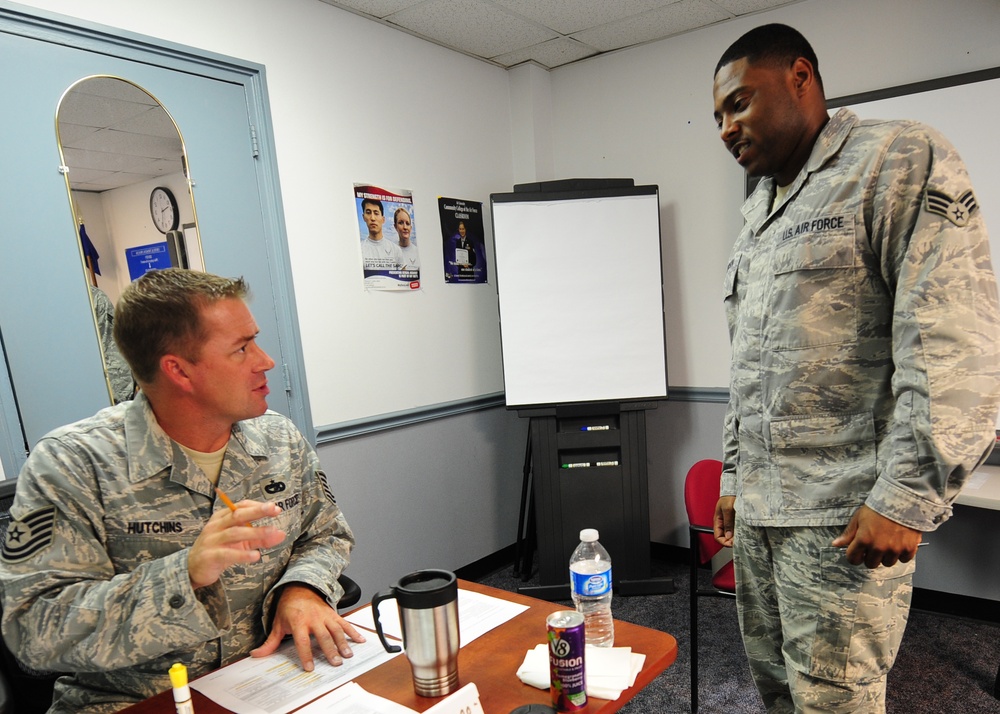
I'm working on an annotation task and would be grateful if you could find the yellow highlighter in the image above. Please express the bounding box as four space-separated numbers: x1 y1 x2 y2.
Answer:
169 662 195 714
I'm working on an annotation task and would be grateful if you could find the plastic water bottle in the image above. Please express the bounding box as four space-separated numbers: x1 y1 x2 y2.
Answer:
569 528 614 647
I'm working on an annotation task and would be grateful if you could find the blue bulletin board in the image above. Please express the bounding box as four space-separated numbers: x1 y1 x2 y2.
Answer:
126 241 170 281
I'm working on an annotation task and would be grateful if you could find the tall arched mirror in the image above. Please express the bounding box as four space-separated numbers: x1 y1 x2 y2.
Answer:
55 76 204 405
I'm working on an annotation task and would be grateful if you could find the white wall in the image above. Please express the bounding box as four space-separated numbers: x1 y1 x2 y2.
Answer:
101 175 193 288
73 172 193 302
72 191 115 294
329 408 526 598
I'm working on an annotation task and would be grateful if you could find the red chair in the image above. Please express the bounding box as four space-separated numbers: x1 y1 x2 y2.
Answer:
684 459 737 713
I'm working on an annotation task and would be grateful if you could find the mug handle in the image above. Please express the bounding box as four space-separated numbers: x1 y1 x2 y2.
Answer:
370 588 402 653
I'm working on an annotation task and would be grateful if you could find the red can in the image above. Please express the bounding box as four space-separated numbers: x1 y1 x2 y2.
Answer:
546 610 587 711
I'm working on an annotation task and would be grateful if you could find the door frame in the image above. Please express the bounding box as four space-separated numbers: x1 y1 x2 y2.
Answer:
0 3 313 473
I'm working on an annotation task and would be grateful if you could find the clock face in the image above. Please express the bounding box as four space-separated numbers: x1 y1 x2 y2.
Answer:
150 187 179 233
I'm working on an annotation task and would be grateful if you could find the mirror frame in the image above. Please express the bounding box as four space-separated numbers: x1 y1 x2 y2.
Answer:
55 74 204 405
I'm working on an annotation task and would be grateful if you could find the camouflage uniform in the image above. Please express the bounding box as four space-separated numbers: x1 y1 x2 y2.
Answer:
0 392 355 713
89 286 134 404
722 109 1000 712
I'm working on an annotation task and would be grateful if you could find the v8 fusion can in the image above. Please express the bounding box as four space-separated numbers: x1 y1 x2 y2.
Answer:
546 610 586 711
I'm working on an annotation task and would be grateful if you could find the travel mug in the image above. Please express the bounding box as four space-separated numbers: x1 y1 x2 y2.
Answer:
371 569 461 697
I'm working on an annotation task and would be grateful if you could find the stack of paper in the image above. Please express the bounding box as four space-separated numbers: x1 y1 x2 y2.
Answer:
190 638 399 714
345 588 529 647
516 644 645 701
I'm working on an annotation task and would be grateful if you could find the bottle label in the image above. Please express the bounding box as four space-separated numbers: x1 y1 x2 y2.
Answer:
571 568 611 597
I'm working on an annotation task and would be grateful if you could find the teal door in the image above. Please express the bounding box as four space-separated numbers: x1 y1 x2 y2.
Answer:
0 10 307 472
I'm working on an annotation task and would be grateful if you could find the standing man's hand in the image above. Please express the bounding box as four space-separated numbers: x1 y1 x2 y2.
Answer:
832 504 922 568
714 496 736 547
251 584 367 671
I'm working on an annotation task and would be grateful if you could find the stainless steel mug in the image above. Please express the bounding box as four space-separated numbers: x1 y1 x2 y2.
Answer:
371 569 461 697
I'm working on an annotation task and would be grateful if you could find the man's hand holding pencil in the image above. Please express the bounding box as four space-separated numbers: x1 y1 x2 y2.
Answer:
186 488 286 589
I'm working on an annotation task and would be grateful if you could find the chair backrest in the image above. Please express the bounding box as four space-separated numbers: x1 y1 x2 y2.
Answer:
0 479 11 714
0 479 15 523
683 459 725 567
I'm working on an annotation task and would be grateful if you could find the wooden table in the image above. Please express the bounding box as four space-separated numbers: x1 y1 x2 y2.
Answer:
122 580 677 713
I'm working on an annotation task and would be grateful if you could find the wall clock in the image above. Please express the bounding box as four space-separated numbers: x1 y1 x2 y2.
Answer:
150 186 179 233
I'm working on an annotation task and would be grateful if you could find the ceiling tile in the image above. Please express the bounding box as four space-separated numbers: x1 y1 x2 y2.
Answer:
710 0 799 15
62 146 160 174
314 0 803 70
56 123 102 146
571 0 731 52
65 166 146 192
317 0 424 19
57 91 151 130
491 0 681 35
69 76 159 105
491 36 601 69
113 106 182 140
386 0 557 58
72 129 181 161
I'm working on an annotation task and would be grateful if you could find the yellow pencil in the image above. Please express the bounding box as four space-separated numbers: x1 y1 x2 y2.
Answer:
215 487 238 513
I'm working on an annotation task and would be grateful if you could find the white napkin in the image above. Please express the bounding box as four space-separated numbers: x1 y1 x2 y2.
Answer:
515 644 646 701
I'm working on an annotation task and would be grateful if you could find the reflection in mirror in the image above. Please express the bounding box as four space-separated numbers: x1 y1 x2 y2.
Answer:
55 76 204 404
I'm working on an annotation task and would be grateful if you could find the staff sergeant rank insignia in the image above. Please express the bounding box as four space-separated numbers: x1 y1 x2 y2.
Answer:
318 470 337 504
926 188 978 227
2 506 56 563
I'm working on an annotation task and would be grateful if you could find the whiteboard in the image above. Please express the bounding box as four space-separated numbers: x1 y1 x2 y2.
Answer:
490 188 668 408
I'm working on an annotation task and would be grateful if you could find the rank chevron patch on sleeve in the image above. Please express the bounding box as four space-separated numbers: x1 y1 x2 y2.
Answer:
926 188 978 227
2 506 56 563
317 471 337 504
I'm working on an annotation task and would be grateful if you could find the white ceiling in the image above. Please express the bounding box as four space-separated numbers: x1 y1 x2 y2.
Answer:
57 77 184 193
319 0 801 69
61 0 801 192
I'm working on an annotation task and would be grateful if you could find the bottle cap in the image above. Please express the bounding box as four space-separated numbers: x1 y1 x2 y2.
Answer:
579 528 599 542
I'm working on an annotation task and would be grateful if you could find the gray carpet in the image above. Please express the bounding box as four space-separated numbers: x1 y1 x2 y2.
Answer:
475 557 1000 713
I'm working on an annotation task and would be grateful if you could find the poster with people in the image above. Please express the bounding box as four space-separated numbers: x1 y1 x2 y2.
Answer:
439 197 488 284
354 184 420 291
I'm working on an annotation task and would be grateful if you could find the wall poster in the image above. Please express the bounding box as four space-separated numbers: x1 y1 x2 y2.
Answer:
354 183 420 291
439 197 488 284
